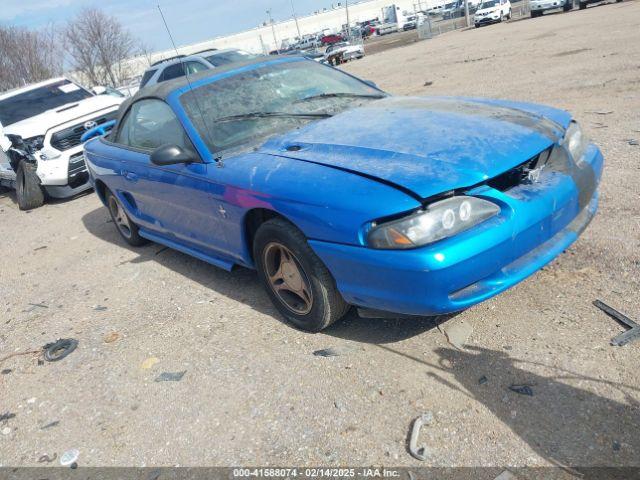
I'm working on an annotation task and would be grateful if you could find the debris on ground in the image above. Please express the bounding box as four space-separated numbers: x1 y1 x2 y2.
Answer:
154 371 186 382
38 453 57 463
593 299 640 346
33 246 47 251
1 369 11 375
103 332 120 343
627 139 638 146
440 318 473 350
2 427 11 435
0 412 16 422
59 448 79 467
591 122 608 129
423 80 434 86
23 303 48 312
93 305 108 311
312 345 359 357
141 357 160 369
0 348 42 365
508 384 534 396
41 420 59 430
478 375 488 385
43 338 78 362
408 412 433 461
587 110 613 115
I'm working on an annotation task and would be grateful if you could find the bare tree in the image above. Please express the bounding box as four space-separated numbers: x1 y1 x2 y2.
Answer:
0 24 63 91
62 8 142 87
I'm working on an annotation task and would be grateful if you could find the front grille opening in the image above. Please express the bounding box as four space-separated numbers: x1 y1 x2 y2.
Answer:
51 111 118 151
486 148 551 192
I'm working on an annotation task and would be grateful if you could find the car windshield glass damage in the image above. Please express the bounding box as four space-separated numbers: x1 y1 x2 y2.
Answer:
180 60 385 152
0 80 92 126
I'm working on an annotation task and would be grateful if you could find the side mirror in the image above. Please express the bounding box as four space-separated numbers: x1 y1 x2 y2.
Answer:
363 79 378 89
150 144 199 166
92 86 107 95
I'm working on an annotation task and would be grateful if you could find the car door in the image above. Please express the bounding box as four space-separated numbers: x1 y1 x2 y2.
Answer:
114 98 230 255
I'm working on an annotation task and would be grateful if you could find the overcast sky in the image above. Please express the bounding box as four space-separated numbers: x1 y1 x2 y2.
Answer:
3 0 343 51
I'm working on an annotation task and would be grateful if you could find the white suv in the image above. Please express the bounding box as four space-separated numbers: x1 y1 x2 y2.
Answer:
530 0 572 16
474 0 512 26
0 77 124 209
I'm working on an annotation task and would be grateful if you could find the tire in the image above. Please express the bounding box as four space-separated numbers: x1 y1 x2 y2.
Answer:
253 217 349 332
105 189 147 246
579 1 586 8
16 162 44 211
563 0 573 10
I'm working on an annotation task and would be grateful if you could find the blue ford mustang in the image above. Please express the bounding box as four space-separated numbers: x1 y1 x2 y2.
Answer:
84 56 603 332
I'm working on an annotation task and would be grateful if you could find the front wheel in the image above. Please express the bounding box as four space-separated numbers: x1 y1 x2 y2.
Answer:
16 162 44 211
253 218 349 332
106 190 147 246
563 0 573 10
579 1 586 8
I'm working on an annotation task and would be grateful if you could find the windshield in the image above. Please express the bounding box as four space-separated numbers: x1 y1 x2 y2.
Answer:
180 60 384 153
0 80 92 126
479 0 499 7
204 50 259 67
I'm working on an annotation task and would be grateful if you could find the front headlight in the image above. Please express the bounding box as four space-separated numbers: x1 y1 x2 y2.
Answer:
562 121 588 161
368 196 500 249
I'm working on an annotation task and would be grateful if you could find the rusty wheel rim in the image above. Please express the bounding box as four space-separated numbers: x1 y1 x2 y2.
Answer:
263 242 313 315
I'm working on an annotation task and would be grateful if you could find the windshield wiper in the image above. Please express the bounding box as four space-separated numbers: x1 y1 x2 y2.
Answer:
215 111 333 123
293 92 386 104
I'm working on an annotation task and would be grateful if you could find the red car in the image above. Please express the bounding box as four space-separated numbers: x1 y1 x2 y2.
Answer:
321 34 344 45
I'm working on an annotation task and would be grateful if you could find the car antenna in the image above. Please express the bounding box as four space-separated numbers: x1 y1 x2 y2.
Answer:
157 4 222 166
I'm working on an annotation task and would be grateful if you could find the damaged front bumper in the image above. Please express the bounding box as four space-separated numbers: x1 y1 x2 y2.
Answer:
310 144 603 316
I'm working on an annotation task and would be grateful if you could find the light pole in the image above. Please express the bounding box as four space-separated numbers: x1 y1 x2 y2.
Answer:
266 9 279 53
290 0 302 40
345 0 351 35
464 0 470 26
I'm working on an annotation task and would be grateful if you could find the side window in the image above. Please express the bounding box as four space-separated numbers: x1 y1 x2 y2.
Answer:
116 99 191 151
185 61 208 75
159 63 186 83
140 68 157 87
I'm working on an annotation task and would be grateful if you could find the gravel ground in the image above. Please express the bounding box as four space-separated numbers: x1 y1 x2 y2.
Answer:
1 1 639 468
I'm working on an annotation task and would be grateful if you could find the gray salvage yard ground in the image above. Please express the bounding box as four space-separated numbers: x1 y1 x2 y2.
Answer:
1 1 639 468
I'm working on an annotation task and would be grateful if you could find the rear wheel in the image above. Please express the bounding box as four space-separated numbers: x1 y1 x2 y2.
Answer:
579 1 587 8
253 218 349 332
106 190 147 246
16 162 44 211
563 0 573 10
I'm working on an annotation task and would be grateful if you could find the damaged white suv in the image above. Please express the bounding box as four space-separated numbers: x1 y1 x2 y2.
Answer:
0 78 124 209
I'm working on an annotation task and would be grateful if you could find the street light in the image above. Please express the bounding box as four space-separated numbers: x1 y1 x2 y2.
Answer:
266 9 279 54
290 0 302 40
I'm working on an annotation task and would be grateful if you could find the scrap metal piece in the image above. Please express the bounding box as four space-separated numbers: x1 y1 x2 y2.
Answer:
593 300 640 347
408 412 433 461
154 370 186 382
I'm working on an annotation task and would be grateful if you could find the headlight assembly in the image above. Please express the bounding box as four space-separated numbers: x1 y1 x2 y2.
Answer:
368 196 500 249
562 121 588 161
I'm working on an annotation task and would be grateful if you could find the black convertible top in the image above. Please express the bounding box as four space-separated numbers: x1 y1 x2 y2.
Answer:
111 55 303 139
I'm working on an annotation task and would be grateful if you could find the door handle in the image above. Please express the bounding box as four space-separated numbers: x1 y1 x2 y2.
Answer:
122 171 139 182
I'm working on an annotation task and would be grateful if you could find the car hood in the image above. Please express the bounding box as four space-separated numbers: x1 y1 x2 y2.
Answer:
4 95 124 139
261 96 569 200
475 6 499 14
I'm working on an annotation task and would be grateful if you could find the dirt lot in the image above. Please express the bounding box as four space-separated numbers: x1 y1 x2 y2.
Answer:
1 1 639 469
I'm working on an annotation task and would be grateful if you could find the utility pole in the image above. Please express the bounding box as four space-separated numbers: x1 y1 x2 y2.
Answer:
290 0 302 40
464 0 470 27
345 0 351 36
266 9 279 53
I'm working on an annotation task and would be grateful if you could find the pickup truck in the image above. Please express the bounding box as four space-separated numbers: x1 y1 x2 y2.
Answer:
0 77 124 209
